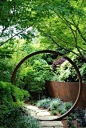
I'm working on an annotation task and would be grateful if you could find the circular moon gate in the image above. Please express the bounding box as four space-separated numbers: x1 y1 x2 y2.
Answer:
11 50 82 121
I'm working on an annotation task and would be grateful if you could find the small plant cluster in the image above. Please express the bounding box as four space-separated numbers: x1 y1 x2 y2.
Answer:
67 108 86 128
37 98 72 115
37 98 51 109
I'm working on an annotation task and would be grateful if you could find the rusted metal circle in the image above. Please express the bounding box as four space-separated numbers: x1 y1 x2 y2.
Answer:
11 50 82 121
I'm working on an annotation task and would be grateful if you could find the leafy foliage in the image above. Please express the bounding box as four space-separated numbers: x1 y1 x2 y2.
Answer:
0 0 86 62
0 81 40 128
49 98 62 111
37 98 51 108
0 102 41 128
0 81 30 104
16 58 57 99
67 108 86 127
0 58 13 82
34 0 86 62
37 98 72 115
56 51 86 83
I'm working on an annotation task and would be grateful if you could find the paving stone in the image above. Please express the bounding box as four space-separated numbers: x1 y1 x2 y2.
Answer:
42 127 63 128
41 121 63 127
42 127 53 128
37 116 58 120
36 111 50 116
24 104 38 111
55 127 64 128
29 111 36 117
36 110 49 113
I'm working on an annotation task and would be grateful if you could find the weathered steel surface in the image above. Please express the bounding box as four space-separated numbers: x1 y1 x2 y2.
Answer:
11 50 82 121
46 81 86 109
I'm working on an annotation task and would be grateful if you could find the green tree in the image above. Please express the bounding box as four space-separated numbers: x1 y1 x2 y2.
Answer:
0 0 86 62
33 0 86 62
0 0 86 63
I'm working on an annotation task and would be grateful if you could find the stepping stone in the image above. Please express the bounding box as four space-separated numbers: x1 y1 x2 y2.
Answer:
37 116 58 120
36 110 48 113
42 127 53 128
36 110 50 116
24 104 38 111
36 111 50 116
29 111 36 117
24 104 64 128
43 127 63 128
41 121 63 127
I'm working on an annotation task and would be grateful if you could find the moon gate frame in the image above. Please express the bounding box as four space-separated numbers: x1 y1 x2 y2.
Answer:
11 50 82 121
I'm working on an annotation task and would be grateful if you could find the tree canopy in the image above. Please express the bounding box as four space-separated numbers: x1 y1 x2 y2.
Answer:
0 0 86 61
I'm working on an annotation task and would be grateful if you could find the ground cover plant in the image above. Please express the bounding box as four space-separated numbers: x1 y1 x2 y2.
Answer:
36 98 86 128
65 108 86 128
37 98 72 115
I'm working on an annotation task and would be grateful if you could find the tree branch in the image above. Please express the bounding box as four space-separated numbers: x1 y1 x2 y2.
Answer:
4 26 32 44
78 46 86 52
76 26 86 43
56 36 69 45
4 29 26 43
71 18 86 43
75 30 86 60
48 35 82 57
0 26 8 37
41 29 82 57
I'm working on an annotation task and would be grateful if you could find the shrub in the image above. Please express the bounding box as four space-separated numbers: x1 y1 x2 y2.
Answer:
49 98 62 110
15 58 57 99
51 110 57 115
0 102 41 128
60 110 67 115
56 52 86 83
37 98 51 108
0 81 30 104
65 102 72 110
57 108 62 113
79 63 86 83
67 121 75 128
30 100 37 105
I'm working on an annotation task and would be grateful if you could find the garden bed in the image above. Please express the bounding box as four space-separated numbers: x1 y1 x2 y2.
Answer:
28 98 86 128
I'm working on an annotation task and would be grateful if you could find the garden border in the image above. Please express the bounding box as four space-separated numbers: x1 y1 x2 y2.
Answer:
11 50 82 121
